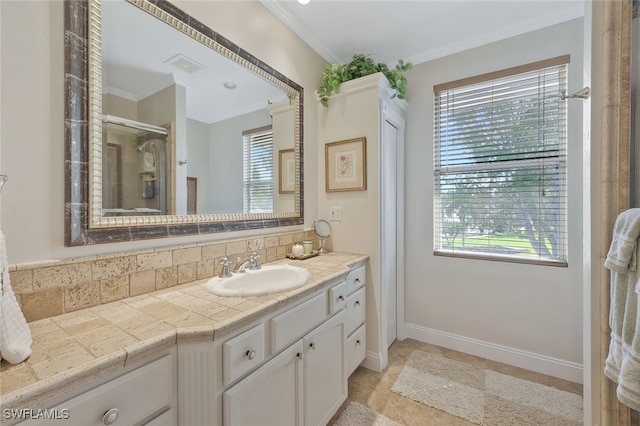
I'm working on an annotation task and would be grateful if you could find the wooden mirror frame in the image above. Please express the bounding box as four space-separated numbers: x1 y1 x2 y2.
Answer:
64 0 304 246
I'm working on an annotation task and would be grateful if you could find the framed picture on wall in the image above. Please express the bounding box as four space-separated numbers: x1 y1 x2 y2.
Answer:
325 137 367 192
279 149 295 194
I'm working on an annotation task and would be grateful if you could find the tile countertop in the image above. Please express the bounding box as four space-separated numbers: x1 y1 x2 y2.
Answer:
0 252 368 410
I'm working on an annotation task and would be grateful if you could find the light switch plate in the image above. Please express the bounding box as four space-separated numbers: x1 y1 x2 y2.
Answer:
329 206 342 221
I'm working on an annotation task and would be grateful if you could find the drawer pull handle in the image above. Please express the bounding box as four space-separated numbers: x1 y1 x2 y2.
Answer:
356 340 361 345
297 352 304 360
355 278 361 283
246 350 257 360
103 408 120 425
355 300 360 306
309 342 317 350
338 295 345 301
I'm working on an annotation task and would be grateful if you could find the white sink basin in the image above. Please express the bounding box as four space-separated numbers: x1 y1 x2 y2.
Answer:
205 264 311 297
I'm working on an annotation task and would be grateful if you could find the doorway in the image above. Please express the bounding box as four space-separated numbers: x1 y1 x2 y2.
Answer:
187 177 197 214
381 112 405 350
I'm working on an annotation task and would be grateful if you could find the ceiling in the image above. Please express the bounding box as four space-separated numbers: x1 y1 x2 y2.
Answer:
102 1 288 124
260 0 586 66
102 0 585 125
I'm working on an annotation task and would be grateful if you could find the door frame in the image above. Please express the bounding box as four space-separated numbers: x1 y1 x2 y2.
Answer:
378 100 407 361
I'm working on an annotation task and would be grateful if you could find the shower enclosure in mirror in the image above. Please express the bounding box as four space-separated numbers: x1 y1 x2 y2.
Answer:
64 0 304 245
102 116 168 216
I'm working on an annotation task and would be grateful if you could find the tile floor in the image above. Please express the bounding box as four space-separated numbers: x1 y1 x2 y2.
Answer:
329 338 583 426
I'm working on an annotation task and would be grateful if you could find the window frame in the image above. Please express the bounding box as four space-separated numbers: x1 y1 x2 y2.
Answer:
242 125 274 214
433 55 570 267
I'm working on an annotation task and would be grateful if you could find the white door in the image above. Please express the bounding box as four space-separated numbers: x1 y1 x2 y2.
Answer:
382 118 398 348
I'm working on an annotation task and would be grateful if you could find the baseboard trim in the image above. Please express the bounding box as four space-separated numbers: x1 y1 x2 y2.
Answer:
405 323 583 384
362 351 383 372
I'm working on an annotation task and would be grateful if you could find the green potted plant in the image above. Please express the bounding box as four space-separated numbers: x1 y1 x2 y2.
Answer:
316 54 412 107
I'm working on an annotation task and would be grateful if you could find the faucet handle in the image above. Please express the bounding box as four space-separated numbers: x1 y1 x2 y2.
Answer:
250 251 261 270
218 257 232 278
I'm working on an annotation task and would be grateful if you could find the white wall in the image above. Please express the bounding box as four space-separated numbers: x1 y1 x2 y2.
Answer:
186 118 210 214
209 109 271 213
0 0 325 264
403 18 585 382
269 99 296 213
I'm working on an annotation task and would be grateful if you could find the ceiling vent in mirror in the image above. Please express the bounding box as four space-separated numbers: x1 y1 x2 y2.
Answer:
164 53 204 74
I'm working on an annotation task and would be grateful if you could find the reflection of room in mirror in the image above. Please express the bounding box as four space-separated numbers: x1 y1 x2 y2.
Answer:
67 0 305 246
279 149 295 194
101 117 168 217
242 125 274 214
100 0 298 217
187 177 197 214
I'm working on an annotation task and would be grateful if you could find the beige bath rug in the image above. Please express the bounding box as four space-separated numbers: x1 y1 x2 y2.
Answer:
331 401 405 426
391 350 582 425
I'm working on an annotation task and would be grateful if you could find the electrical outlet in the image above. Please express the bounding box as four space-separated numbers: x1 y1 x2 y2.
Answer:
329 206 342 221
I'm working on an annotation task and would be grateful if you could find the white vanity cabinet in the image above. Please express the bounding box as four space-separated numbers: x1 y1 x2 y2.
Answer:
302 310 347 426
223 307 347 426
223 310 346 426
177 268 363 426
345 265 366 376
223 340 304 425
17 350 177 426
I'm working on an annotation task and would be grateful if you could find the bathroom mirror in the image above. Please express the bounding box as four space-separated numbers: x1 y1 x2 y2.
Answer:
64 0 304 246
314 219 332 254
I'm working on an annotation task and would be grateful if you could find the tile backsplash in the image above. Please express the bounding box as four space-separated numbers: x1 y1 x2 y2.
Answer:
10 230 316 322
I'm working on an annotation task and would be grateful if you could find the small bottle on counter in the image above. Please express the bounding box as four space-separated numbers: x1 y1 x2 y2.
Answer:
303 240 313 254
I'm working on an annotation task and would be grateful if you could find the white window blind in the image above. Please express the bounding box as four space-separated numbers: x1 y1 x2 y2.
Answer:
433 56 569 266
243 126 274 214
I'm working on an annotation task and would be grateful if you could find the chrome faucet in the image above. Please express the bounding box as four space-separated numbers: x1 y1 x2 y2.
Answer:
218 257 233 278
234 251 261 273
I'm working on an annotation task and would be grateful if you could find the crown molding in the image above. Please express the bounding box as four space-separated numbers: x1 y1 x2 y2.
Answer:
259 0 343 64
261 1 584 68
406 5 585 65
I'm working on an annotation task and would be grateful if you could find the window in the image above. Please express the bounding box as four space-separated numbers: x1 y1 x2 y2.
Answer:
433 56 569 265
243 125 274 214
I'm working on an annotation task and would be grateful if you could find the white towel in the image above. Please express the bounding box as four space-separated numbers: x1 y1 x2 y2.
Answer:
0 232 32 364
604 209 640 411
605 208 640 273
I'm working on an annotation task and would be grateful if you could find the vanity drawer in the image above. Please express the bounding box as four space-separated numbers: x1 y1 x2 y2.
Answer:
346 324 366 376
144 408 174 426
346 265 365 295
271 292 327 353
346 287 366 336
328 281 347 315
20 354 174 426
223 324 265 386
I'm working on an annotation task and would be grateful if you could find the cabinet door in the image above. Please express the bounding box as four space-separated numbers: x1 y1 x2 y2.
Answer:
17 354 174 426
303 310 347 426
346 324 366 376
223 340 304 426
